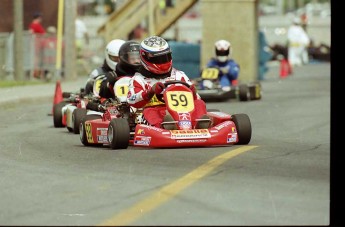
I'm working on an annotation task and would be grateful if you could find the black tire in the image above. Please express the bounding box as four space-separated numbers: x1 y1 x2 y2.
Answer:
80 115 102 146
238 84 250 101
53 101 68 127
232 113 252 145
72 108 87 134
249 82 262 100
62 92 72 98
108 118 130 149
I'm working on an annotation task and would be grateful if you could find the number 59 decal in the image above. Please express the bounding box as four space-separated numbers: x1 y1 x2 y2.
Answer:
166 91 194 112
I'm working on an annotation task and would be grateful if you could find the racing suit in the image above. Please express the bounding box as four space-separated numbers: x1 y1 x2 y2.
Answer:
127 67 207 128
84 60 113 95
206 58 240 88
98 62 138 99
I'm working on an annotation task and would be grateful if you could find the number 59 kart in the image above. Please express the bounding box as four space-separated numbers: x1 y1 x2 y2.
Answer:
79 80 252 149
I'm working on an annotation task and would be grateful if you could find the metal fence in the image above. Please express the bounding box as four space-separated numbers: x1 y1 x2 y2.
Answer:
0 31 105 80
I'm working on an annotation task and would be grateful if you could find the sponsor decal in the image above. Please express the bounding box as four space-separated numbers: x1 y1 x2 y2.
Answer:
178 113 191 121
97 135 108 143
227 133 237 143
177 139 207 143
171 129 210 139
137 129 145 135
140 124 163 132
129 94 136 101
232 127 236 133
215 121 231 130
178 120 192 129
97 128 108 136
134 136 151 146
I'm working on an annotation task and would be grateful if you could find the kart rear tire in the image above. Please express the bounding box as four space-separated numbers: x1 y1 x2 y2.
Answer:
238 84 250 101
80 115 102 146
232 114 252 145
108 118 130 149
53 101 68 128
72 108 87 134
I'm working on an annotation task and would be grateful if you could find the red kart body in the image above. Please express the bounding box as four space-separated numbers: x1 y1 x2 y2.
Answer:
131 82 246 147
80 81 251 149
132 113 238 147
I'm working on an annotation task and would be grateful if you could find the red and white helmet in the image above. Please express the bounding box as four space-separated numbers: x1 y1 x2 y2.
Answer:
215 39 232 62
139 36 172 75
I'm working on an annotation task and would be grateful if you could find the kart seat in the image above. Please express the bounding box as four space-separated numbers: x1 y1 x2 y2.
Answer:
161 114 178 130
195 115 212 129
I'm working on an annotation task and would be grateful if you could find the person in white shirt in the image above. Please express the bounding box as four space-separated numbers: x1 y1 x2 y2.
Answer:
75 18 89 58
287 17 310 67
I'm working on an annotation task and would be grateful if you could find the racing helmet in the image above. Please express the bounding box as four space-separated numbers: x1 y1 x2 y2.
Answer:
140 36 172 75
105 39 126 70
215 39 232 63
118 40 141 69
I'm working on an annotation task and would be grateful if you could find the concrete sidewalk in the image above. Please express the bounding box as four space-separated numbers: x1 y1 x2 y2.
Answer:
0 76 87 107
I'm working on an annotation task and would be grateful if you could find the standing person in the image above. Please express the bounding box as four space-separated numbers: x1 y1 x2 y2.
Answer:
84 39 125 95
126 36 210 130
258 30 273 81
75 17 89 58
287 17 310 67
205 39 240 91
41 26 59 80
29 12 45 34
29 12 46 79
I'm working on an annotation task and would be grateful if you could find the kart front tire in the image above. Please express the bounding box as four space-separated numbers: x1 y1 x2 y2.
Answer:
108 118 130 149
53 101 67 128
232 114 252 145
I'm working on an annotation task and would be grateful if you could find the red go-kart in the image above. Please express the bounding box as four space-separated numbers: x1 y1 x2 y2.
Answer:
79 80 252 149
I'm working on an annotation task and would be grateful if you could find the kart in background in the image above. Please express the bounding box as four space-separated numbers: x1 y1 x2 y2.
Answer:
52 89 85 129
53 75 105 134
192 68 262 102
80 80 252 149
79 76 136 148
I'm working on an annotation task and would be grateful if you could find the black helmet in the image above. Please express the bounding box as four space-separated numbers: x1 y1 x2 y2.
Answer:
118 40 141 69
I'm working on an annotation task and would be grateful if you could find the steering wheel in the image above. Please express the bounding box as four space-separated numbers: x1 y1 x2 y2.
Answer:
156 80 191 103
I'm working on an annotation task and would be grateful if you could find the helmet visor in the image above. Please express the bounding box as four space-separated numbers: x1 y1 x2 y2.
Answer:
216 49 229 56
128 52 141 65
142 52 172 64
109 55 119 62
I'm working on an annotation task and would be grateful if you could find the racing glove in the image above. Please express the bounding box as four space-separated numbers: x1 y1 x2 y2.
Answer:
143 82 165 101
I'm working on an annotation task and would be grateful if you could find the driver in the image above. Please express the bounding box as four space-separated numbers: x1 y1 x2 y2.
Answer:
205 39 240 91
98 40 141 99
126 36 210 130
84 39 125 95
86 40 141 112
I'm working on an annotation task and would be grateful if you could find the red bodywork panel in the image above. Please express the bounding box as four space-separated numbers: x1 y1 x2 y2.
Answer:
132 120 238 148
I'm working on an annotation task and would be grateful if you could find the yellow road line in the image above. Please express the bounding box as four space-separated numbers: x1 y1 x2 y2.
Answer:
99 145 257 226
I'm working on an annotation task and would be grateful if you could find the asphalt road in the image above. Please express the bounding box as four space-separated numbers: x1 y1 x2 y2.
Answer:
0 62 331 225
